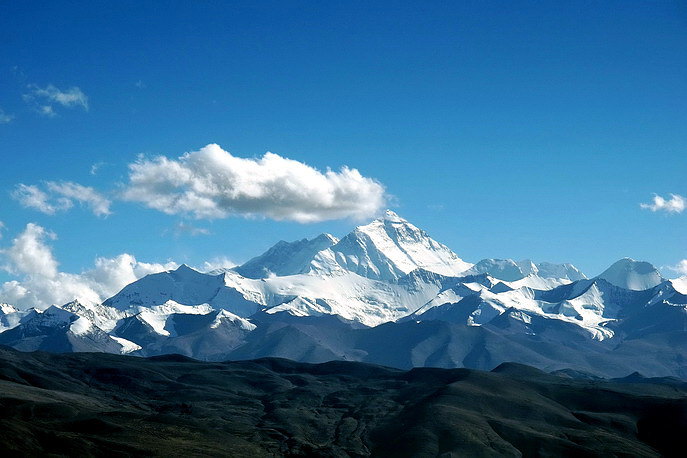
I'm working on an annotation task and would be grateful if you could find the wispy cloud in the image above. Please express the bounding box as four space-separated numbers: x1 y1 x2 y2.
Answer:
12 181 111 217
90 161 106 175
12 184 72 215
669 259 687 276
0 108 13 124
200 256 236 273
122 144 387 223
23 84 89 116
172 222 211 237
640 193 686 214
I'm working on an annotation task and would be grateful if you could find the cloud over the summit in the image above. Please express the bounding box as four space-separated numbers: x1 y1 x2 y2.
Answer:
12 181 111 217
0 223 176 309
121 144 386 223
640 193 686 214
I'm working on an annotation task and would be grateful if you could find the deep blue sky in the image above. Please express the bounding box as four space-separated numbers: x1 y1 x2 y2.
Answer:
1 0 686 281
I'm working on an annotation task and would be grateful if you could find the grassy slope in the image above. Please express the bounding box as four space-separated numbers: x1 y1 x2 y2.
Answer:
0 347 685 457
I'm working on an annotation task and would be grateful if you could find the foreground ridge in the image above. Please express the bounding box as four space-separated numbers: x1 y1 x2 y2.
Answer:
0 347 683 457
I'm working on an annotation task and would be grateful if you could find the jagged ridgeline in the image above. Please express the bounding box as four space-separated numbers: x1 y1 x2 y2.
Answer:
1 211 686 378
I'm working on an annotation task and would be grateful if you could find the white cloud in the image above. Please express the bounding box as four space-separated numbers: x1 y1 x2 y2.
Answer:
90 161 105 175
669 259 687 276
0 223 177 309
46 182 111 216
0 221 5 239
2 223 58 278
39 105 56 117
12 184 69 214
640 194 686 214
200 256 236 273
122 144 386 223
173 222 211 237
12 181 111 217
0 108 13 124
24 84 89 115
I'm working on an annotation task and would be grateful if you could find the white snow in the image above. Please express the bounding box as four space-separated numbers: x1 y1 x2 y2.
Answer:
210 309 256 331
670 277 687 294
597 258 664 291
309 210 473 280
0 303 18 315
69 316 94 336
111 336 142 354
134 302 211 336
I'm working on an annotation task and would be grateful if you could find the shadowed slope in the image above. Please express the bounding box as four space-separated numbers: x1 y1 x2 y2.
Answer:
0 347 684 457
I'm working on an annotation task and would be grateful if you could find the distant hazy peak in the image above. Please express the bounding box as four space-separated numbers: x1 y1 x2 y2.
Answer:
234 233 339 279
464 258 586 282
596 258 664 291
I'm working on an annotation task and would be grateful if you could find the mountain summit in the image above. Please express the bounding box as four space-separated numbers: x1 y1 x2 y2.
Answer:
309 210 473 280
596 258 664 291
234 233 338 279
231 210 473 281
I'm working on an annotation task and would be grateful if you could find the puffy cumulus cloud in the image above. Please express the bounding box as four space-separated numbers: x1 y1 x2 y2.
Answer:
24 84 89 115
0 223 177 309
122 144 386 223
640 194 686 214
86 254 178 297
12 181 111 217
2 223 59 278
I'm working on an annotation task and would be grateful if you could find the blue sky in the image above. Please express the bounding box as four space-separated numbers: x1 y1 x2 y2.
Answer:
1 1 687 298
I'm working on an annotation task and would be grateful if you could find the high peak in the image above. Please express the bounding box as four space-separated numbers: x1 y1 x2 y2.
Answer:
597 258 663 291
380 209 406 223
175 264 197 273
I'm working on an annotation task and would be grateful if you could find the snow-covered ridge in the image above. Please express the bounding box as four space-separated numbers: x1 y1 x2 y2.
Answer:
2 210 685 367
309 210 473 280
464 258 586 283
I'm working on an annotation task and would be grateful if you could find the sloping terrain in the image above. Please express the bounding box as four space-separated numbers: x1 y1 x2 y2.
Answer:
0 347 684 457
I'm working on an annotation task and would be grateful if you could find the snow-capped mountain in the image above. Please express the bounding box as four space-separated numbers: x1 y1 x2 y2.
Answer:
103 264 265 317
0 303 25 333
1 210 685 378
308 210 473 280
464 258 586 283
234 233 338 278
596 258 664 291
672 276 687 294
0 305 134 354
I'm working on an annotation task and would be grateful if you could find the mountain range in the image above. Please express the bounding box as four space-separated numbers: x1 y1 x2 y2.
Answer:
1 210 685 378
